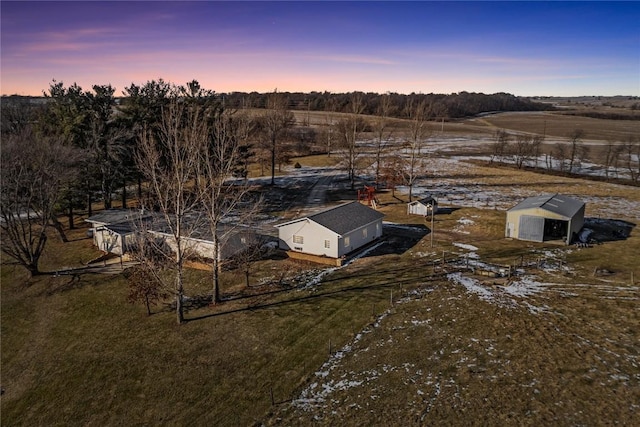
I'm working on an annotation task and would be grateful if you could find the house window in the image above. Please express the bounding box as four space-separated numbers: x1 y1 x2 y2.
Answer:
324 239 330 249
344 236 350 247
293 235 304 244
362 228 368 238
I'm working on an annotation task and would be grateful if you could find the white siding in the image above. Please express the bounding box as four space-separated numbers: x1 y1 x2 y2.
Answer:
148 232 217 259
408 202 428 216
408 200 437 216
277 217 384 259
277 219 339 258
95 228 125 255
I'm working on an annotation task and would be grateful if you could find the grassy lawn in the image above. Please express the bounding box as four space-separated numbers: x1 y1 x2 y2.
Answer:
1 223 403 426
2 158 639 425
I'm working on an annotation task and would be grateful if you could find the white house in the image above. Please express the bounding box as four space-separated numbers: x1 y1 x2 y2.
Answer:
86 210 271 260
407 196 438 216
148 221 268 261
275 201 385 259
505 194 585 245
85 209 151 255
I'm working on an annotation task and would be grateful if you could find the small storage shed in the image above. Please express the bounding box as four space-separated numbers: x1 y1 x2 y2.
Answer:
276 201 384 259
505 194 585 245
408 196 438 216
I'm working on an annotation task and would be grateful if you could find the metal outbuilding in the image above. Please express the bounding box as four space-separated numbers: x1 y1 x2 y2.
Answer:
505 194 585 245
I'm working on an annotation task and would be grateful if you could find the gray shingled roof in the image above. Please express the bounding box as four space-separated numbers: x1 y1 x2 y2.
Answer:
508 194 585 218
410 195 437 205
303 201 385 235
85 209 151 225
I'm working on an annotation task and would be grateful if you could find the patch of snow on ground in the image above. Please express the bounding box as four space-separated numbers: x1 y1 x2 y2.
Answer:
453 242 479 251
447 272 494 301
500 276 556 298
293 311 391 411
453 217 475 234
297 241 386 291
448 270 566 314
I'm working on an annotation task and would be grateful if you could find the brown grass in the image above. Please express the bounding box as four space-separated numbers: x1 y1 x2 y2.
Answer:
2 158 638 426
478 111 640 141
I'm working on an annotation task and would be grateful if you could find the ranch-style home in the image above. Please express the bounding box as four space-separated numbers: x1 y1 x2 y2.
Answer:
86 209 273 260
275 201 385 259
505 194 585 245
85 209 151 255
147 219 271 261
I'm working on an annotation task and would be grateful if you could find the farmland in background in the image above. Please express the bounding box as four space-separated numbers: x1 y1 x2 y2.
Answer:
2 99 639 425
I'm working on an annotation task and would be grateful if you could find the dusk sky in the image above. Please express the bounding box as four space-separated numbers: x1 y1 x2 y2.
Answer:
1 1 639 97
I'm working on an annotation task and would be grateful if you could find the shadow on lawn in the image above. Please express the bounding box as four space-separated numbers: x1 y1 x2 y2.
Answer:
184 265 439 323
582 218 636 243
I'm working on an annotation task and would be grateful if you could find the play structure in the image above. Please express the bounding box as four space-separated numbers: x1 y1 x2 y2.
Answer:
357 185 380 209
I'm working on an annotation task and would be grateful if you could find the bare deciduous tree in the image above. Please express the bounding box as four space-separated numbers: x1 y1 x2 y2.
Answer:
379 154 404 198
553 143 569 173
403 99 431 202
200 110 260 304
490 129 510 165
135 97 207 324
336 93 368 190
0 128 78 276
603 141 624 180
323 97 339 157
261 91 294 186
622 136 640 182
231 231 271 288
510 134 543 169
567 129 587 174
372 94 395 187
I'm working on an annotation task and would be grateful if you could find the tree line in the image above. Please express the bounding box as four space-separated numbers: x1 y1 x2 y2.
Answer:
183 90 555 119
489 128 640 182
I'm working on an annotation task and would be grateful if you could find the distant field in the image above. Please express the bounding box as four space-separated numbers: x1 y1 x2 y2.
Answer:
477 111 640 142
241 101 640 144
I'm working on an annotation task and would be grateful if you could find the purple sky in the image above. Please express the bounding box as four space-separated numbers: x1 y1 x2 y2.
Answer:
2 1 639 96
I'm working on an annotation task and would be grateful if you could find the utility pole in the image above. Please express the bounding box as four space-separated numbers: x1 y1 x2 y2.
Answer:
430 205 435 248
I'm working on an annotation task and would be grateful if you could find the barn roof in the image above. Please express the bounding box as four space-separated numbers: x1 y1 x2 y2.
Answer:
276 201 384 235
508 194 584 218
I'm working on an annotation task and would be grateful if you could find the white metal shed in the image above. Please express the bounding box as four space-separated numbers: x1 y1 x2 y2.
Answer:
505 194 585 245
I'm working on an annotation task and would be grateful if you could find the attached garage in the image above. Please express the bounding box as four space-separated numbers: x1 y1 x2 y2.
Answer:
505 194 585 245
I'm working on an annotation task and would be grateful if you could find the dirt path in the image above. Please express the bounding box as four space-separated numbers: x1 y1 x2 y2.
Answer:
304 168 341 209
